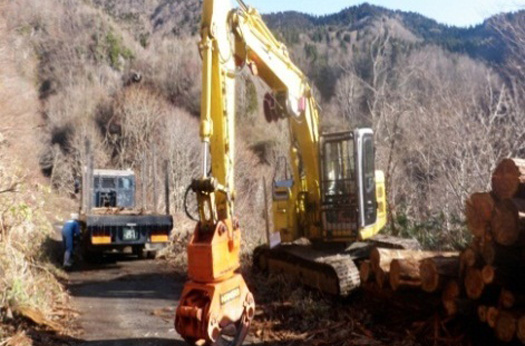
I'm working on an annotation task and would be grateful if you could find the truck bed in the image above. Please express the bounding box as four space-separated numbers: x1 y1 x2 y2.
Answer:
84 213 173 248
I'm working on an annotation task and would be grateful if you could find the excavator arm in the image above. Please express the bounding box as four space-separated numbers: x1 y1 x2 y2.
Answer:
175 1 255 345
175 0 324 344
175 0 386 343
231 3 323 239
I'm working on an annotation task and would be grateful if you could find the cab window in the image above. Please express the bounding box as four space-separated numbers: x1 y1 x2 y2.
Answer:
119 177 133 189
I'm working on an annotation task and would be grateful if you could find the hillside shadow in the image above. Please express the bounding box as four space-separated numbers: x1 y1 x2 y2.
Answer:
68 267 181 300
40 235 64 266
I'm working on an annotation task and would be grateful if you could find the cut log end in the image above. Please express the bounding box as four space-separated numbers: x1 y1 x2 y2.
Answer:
443 300 457 316
491 158 525 200
465 193 494 237
420 256 460 293
499 289 516 309
487 307 499 328
478 305 487 323
420 259 439 293
465 268 484 300
517 315 525 345
491 199 525 246
481 265 495 285
461 247 477 269
389 258 421 291
495 311 517 343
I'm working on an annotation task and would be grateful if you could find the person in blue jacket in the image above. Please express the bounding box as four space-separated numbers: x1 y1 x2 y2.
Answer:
62 213 81 268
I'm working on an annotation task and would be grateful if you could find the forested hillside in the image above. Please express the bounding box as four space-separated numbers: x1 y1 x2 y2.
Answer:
2 0 525 252
1 0 525 343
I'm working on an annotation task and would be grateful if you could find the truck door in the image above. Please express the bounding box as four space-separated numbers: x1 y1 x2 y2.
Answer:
356 129 377 228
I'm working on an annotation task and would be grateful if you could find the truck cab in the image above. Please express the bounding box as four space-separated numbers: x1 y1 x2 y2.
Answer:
81 169 173 259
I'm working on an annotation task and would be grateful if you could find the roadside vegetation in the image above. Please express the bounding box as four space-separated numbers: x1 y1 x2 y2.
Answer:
0 157 73 344
0 0 524 343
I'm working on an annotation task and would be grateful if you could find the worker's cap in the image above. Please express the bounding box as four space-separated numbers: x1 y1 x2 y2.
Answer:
70 213 79 220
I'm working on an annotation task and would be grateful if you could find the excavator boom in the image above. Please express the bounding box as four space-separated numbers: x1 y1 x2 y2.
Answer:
176 0 391 344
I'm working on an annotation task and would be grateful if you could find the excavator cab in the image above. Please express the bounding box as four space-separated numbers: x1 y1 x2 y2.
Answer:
320 128 378 241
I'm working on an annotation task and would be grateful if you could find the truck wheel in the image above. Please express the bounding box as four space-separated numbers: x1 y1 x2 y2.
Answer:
132 245 145 259
146 251 157 260
82 249 101 263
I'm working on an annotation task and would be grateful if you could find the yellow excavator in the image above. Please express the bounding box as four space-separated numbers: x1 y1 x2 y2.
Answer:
175 0 416 345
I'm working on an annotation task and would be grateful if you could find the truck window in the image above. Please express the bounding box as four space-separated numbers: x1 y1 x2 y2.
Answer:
119 177 133 189
101 177 116 189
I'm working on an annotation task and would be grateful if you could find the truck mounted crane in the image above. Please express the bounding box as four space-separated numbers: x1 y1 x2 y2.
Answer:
175 0 416 345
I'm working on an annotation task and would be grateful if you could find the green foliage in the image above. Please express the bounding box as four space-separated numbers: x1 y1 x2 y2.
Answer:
139 33 149 48
9 201 32 221
281 28 300 46
245 78 258 115
303 43 318 62
311 63 340 100
311 29 323 42
7 277 28 307
105 30 134 69
386 209 470 250
263 3 506 64
239 77 258 117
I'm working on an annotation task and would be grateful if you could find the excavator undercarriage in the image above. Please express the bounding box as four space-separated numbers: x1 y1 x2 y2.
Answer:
254 235 421 296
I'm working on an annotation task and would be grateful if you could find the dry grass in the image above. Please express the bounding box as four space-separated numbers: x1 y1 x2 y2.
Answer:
0 154 74 340
246 270 482 346
0 5 74 339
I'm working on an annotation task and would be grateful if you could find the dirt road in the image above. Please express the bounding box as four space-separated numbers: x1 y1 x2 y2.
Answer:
67 254 187 346
66 254 264 346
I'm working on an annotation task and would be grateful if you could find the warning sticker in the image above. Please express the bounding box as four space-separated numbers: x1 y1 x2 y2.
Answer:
220 287 240 305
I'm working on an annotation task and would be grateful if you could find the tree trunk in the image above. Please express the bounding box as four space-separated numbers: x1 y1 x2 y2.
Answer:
369 248 456 273
420 256 460 293
359 260 372 283
389 258 421 291
491 199 525 246
465 192 495 237
492 158 525 200
375 266 388 289
442 280 461 316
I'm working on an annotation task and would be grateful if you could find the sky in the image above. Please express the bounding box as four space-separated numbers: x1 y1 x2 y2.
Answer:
246 0 525 27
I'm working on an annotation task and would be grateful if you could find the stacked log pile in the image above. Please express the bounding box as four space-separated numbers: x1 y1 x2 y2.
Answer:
465 158 525 343
360 158 525 344
362 247 460 293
